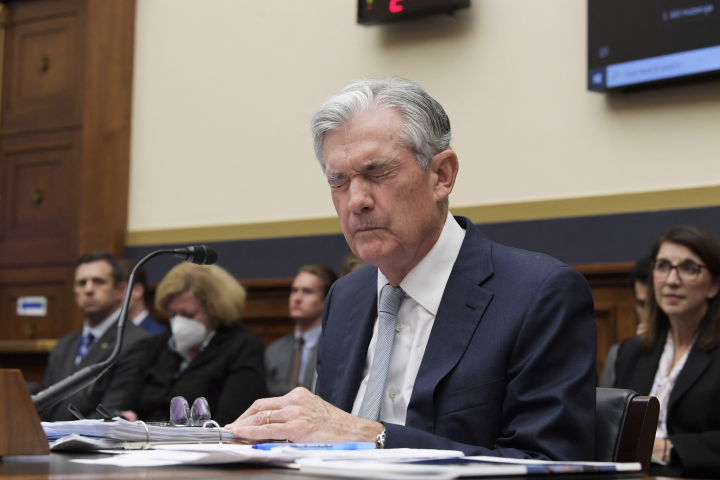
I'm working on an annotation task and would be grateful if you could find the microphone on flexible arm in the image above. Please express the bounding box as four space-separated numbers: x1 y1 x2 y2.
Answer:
31 245 218 413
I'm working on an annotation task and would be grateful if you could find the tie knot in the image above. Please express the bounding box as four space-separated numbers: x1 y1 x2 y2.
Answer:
379 284 405 315
84 332 95 343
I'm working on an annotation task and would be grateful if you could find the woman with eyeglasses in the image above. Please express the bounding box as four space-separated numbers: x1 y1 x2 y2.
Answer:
614 226 720 479
120 263 268 426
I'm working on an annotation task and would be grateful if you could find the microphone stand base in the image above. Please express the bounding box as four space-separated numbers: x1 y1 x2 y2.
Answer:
0 369 49 457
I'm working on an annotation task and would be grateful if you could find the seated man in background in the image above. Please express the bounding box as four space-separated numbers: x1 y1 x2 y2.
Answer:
228 78 597 460
341 252 366 276
119 259 166 335
599 256 651 387
266 264 338 396
40 252 149 421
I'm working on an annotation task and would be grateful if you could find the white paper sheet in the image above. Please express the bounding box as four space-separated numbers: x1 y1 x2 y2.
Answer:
70 445 464 468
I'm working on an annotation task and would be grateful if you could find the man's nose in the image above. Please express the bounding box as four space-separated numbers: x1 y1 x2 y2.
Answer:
347 181 374 213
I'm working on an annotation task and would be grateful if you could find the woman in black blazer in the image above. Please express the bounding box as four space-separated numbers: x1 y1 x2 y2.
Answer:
614 226 720 479
121 263 268 426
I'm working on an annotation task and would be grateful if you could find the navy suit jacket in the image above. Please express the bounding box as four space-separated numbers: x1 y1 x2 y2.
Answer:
138 314 167 335
317 216 597 460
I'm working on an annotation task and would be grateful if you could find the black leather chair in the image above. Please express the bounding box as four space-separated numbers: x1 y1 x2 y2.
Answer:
595 387 659 472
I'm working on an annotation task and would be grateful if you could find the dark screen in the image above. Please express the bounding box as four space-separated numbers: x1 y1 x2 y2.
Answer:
588 0 720 90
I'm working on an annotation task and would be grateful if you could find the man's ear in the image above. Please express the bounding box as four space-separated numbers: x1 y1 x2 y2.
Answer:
430 150 459 204
115 281 129 301
131 283 145 301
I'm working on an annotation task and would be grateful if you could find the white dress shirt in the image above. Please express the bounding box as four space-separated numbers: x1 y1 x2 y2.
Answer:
131 309 150 327
76 309 121 365
351 211 466 425
81 308 121 341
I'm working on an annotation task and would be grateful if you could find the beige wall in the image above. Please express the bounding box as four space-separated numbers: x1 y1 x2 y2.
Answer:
128 0 720 236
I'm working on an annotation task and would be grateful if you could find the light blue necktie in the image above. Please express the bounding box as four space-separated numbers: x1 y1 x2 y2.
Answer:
75 332 95 365
358 284 405 422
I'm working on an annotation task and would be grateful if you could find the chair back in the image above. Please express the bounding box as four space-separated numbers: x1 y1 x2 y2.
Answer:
595 387 659 472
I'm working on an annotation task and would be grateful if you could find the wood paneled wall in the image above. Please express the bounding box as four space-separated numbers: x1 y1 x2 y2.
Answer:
0 0 135 347
574 263 638 380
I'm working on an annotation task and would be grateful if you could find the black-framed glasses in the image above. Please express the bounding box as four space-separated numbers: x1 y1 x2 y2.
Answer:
652 258 708 281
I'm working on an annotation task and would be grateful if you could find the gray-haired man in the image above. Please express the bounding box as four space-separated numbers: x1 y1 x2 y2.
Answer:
227 78 597 460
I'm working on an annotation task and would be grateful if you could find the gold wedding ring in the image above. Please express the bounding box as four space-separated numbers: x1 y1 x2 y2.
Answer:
266 409 273 425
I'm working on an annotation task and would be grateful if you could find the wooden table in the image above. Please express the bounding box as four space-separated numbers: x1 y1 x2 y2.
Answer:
0 453 654 480
0 453 320 480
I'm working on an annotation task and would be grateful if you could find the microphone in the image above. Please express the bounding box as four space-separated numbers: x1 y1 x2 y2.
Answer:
172 245 217 265
32 245 219 413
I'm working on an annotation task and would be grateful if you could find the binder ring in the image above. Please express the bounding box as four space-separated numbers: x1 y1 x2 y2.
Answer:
202 420 222 443
134 420 150 449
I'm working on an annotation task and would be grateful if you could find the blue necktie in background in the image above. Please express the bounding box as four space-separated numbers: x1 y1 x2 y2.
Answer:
75 332 95 365
358 284 405 421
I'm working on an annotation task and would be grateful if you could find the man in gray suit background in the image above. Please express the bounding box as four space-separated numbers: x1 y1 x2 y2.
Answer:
40 252 149 421
265 264 338 396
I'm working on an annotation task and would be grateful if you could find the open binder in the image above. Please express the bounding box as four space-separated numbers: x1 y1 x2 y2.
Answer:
44 417 249 451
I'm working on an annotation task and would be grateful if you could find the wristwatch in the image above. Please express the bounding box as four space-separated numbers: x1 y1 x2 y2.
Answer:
375 427 386 449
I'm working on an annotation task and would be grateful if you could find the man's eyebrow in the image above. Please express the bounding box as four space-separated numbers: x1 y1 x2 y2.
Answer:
326 158 400 183
326 171 347 183
357 159 397 173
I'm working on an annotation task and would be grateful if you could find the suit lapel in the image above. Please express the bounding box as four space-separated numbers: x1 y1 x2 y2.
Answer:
406 217 494 431
669 346 712 411
330 277 377 412
60 331 83 377
183 329 224 374
78 323 117 368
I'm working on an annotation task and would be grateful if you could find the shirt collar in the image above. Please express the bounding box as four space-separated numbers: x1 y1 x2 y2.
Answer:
377 211 466 316
82 308 121 340
295 324 322 348
131 309 149 327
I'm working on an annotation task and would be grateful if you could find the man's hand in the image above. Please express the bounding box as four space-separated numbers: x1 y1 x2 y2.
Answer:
224 387 384 443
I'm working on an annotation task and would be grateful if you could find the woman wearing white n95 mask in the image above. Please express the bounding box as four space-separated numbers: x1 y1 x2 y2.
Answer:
120 263 268 426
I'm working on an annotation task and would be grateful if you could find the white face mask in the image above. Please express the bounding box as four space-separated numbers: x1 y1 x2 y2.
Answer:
170 315 208 352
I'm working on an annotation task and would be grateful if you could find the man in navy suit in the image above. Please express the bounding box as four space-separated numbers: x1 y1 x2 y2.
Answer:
120 260 166 335
228 78 597 460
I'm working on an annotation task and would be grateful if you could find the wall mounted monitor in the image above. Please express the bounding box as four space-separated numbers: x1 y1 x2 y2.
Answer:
358 0 470 25
588 0 720 91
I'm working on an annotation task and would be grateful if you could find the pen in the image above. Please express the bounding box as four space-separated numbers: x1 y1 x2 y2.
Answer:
252 442 376 450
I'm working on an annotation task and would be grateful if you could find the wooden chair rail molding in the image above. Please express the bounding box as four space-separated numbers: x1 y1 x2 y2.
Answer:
0 339 57 354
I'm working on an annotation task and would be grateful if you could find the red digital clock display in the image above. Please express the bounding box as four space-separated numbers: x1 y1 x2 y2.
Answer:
358 0 470 25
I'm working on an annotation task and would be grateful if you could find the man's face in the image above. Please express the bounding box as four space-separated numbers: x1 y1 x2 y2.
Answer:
74 261 124 324
323 107 445 277
289 272 326 325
